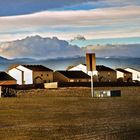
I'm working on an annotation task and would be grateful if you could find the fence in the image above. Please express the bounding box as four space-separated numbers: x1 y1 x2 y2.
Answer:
58 82 140 88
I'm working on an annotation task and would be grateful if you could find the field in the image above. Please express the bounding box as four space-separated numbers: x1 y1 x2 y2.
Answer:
0 87 140 140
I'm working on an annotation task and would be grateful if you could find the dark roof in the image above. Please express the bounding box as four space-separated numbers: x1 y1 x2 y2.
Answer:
22 65 53 71
56 71 90 79
96 65 115 71
0 72 16 81
67 64 115 72
116 68 132 74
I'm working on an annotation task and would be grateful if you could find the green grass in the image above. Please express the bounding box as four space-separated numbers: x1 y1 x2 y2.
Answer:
0 88 140 139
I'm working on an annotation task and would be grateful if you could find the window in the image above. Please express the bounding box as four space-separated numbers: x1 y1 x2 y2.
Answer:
41 74 43 77
108 72 110 76
47 74 49 76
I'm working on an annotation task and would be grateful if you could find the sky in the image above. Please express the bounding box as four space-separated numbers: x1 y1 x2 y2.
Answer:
0 0 140 44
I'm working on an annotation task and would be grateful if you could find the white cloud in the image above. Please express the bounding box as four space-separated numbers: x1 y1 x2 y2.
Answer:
0 36 83 59
85 44 140 57
0 6 140 41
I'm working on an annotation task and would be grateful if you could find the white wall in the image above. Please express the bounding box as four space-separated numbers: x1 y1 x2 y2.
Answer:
69 64 98 76
69 64 87 73
125 68 140 81
116 71 124 79
44 82 58 89
17 65 33 84
8 68 22 85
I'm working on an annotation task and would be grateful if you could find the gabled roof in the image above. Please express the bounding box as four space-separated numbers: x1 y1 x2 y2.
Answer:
116 68 132 74
66 63 86 70
96 65 115 71
0 72 16 81
22 65 53 71
67 64 115 72
56 71 90 79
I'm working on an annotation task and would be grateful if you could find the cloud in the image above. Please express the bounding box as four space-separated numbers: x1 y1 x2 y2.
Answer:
0 36 84 59
0 0 139 16
0 0 98 16
0 6 140 41
0 35 139 59
85 44 140 57
71 35 86 41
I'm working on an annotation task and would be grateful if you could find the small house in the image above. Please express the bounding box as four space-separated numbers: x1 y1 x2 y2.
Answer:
0 72 17 97
54 71 91 82
96 65 117 82
8 65 53 85
125 68 140 81
67 64 117 82
116 68 132 82
0 72 17 85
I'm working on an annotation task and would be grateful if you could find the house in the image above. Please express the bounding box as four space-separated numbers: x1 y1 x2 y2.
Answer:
0 72 17 97
67 64 98 76
54 71 91 82
8 65 53 85
0 72 17 85
125 68 140 81
67 64 117 82
96 65 117 82
116 68 132 82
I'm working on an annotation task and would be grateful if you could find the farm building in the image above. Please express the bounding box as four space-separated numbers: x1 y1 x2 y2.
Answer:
54 71 90 82
8 65 53 85
116 68 132 82
96 65 117 82
125 68 140 81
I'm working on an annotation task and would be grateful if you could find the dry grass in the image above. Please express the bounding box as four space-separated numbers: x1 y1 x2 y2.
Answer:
0 87 140 139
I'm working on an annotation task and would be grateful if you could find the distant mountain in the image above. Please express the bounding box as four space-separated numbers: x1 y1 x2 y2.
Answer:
0 56 140 71
12 57 36 62
0 56 9 62
0 35 84 59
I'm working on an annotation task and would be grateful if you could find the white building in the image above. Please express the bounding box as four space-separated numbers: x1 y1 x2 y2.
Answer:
8 65 53 85
125 68 140 81
116 68 132 82
67 64 98 76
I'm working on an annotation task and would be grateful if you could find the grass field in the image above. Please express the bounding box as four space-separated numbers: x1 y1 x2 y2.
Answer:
0 88 140 140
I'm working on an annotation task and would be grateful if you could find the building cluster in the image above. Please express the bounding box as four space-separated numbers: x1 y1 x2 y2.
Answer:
67 64 140 83
0 53 140 87
0 63 139 86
